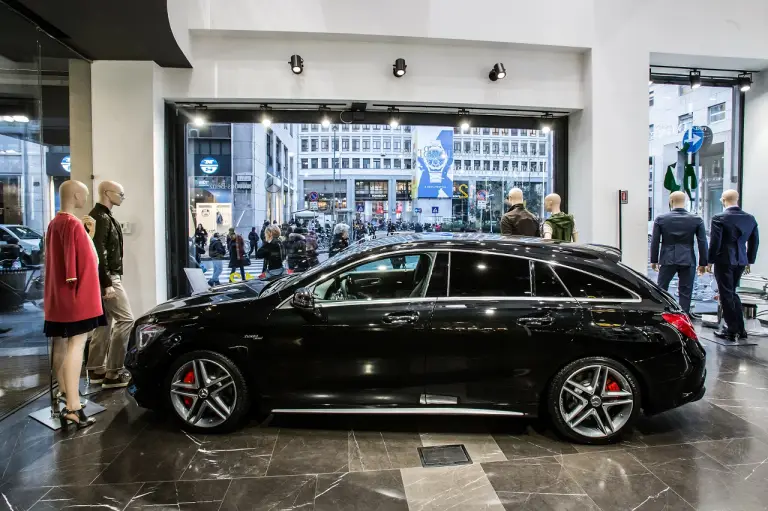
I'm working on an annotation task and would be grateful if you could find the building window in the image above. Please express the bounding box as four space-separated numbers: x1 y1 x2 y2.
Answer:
502 161 509 171
678 113 693 133
510 129 518 136
483 161 490 171
531 144 537 156
520 144 527 155
521 161 528 172
321 158 329 169
320 138 329 151
362 124 370 131
483 142 490 154
342 158 350 169
394 140 401 151
404 140 411 152
341 124 350 131
492 142 499 154
363 138 370 151
300 138 309 151
333 138 339 151
384 139 391 150
473 141 480 153
539 142 546 156
352 139 360 151
464 160 471 170
301 158 309 169
531 161 537 172
300 124 309 132
474 161 481 171
464 141 471 153
709 102 726 123
311 158 318 169
321 124 329 132
511 161 518 172
500 129 508 136
649 124 654 140
511 143 518 155
482 128 491 135
310 139 319 151
333 158 339 168
373 158 381 169
352 125 360 131
342 138 350 151
492 161 500 171
649 90 655 107
384 158 391 169
455 161 462 171
404 160 412 170
352 158 360 168
310 124 319 132
373 125 381 131
492 128 499 135
373 138 381 150
363 158 371 169
394 159 401 169
454 141 461 153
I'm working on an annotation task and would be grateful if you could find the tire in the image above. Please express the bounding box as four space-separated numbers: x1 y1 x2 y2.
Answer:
548 356 641 444
164 350 250 434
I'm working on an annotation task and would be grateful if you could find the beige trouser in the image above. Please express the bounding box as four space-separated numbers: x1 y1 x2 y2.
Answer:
86 275 134 375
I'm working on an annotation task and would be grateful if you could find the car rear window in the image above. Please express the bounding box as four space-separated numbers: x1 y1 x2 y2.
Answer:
552 265 634 300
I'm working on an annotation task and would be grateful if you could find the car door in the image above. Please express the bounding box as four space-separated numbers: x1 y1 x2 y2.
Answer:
262 252 436 408
425 251 555 410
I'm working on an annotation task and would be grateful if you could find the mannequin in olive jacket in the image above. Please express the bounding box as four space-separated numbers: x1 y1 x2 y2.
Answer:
543 193 578 242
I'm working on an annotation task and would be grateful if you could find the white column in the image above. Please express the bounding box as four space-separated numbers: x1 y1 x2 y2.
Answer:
569 2 649 271
91 61 167 316
68 59 94 218
742 70 768 276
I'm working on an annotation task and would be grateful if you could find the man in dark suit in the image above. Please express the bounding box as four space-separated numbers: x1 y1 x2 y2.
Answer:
650 191 708 314
707 189 759 341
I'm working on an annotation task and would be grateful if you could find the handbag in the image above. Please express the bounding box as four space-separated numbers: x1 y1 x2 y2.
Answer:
241 257 251 266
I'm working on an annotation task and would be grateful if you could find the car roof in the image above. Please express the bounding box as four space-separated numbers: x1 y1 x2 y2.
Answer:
344 233 622 264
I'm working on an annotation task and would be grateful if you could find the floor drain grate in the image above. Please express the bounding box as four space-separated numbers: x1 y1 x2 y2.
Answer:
417 444 472 468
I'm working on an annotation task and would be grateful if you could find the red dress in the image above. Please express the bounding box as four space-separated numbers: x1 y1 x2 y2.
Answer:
43 213 104 335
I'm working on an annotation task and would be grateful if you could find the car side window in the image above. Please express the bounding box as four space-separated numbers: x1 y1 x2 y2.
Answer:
449 252 531 297
553 265 634 299
313 253 433 302
426 253 448 297
533 262 570 298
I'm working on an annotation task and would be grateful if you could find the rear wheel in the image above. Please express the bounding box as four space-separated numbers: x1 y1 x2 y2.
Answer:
548 357 640 444
165 350 250 433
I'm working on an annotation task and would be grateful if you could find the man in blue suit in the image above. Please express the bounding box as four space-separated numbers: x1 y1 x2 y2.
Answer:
707 189 759 341
650 191 708 314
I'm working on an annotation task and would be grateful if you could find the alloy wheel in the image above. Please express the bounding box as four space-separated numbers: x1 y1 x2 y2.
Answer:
558 364 634 438
169 358 237 428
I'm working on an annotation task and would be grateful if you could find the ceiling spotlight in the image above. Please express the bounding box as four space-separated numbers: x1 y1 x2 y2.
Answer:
387 107 400 128
738 72 753 92
489 63 506 81
289 55 304 74
319 106 331 128
259 105 272 127
539 113 554 134
689 69 702 89
393 58 407 77
458 109 471 132
192 115 205 127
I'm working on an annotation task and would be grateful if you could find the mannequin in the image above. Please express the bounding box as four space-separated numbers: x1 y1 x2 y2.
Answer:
500 187 540 236
86 181 134 388
44 180 105 429
543 193 578 242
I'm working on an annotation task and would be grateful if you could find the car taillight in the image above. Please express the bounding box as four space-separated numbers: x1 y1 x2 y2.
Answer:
662 312 698 341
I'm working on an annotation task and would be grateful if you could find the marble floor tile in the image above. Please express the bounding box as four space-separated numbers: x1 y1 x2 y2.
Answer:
576 473 692 511
265 429 349 476
348 430 423 471
482 458 598 510
561 450 650 482
401 463 505 511
180 429 278 480
692 437 768 466
420 432 507 463
219 474 316 511
0 485 51 511
314 470 408 511
491 429 579 460
28 483 143 511
125 480 231 510
4 444 126 487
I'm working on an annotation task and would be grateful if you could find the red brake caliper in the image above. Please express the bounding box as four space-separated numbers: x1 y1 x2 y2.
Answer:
606 378 620 393
182 370 195 407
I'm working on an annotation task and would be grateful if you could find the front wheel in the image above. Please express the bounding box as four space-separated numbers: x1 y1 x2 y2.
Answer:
165 350 250 433
548 357 641 444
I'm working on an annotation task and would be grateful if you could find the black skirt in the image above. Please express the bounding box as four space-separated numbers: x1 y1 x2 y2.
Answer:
44 314 107 338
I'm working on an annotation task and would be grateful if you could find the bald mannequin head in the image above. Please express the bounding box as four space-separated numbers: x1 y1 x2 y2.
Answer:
544 193 562 213
669 191 687 209
507 187 524 206
59 180 89 212
721 189 739 208
98 181 125 209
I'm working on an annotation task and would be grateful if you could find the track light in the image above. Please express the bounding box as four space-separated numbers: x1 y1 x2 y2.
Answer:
738 72 753 92
319 106 331 128
539 113 554 134
192 115 205 127
289 55 304 74
458 109 471 132
387 107 400 128
393 58 407 77
689 70 702 89
489 63 506 81
259 105 272 127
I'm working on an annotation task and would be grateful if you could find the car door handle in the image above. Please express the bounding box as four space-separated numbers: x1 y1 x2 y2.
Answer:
355 278 381 287
517 316 554 327
382 312 419 324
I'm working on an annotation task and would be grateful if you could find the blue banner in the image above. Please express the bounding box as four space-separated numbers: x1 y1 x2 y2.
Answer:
414 128 453 199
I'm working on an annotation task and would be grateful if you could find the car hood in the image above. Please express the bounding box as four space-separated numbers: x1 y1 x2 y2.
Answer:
148 281 267 315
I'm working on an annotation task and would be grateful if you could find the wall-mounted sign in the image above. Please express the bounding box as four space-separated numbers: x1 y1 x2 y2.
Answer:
308 191 319 201
310 201 319 210
61 155 71 173
200 157 219 174
235 174 252 182
431 206 439 214
620 190 628 204
415 207 423 213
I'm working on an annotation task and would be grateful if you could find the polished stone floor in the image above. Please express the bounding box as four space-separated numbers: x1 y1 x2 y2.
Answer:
4 332 768 509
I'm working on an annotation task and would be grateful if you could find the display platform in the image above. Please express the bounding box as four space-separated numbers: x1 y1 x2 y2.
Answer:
29 398 106 430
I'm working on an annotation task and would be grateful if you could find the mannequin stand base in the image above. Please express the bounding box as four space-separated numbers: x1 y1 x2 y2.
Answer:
28 399 106 431
79 377 104 397
699 331 757 347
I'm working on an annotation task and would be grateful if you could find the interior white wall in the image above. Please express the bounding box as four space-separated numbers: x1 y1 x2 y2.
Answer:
91 61 167 317
163 33 584 112
742 71 768 276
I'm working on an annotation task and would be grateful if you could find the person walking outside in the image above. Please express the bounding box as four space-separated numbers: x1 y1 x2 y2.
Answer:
257 224 286 279
248 227 259 257
207 233 226 286
228 232 247 281
330 223 350 257
194 223 207 264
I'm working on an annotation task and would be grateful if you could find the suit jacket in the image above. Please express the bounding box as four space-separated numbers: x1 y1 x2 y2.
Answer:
650 208 707 266
500 204 540 237
708 206 759 266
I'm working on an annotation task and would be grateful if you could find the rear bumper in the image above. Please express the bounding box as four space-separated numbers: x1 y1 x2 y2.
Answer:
639 346 706 415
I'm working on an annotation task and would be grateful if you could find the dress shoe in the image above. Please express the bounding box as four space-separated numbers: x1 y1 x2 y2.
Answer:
738 330 749 340
714 329 736 342
87 370 105 384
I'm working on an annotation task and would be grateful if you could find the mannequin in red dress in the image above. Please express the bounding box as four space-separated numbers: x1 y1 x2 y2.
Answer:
44 180 104 429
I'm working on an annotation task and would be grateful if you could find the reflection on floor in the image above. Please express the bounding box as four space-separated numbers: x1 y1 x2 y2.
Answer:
3 332 768 509
0 303 48 420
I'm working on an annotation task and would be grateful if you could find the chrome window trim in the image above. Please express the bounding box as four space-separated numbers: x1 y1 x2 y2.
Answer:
315 297 436 308
446 252 452 297
277 247 641 309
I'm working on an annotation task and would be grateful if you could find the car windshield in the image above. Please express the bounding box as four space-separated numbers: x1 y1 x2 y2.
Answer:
6 226 41 240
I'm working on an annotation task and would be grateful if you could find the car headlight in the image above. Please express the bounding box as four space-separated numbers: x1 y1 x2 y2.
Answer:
135 324 165 351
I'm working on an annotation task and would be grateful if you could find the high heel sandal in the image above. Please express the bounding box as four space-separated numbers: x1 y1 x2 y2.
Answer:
59 407 95 430
56 392 85 408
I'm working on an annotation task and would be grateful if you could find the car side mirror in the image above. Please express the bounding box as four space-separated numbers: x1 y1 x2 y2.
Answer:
291 287 315 309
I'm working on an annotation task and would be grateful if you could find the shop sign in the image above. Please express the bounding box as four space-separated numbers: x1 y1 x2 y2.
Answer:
477 200 487 210
61 155 71 173
235 182 252 190
452 181 469 199
235 174 252 182
200 157 219 174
